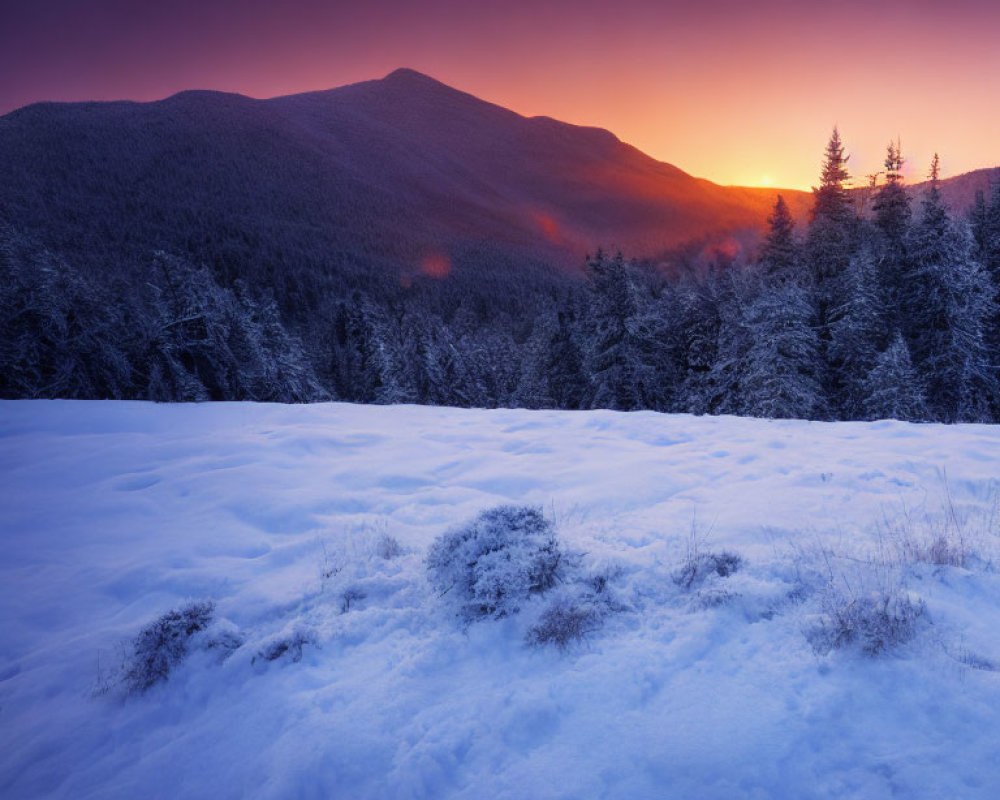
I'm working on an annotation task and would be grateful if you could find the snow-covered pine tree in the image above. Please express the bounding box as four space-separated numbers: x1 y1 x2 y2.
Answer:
0 227 133 399
673 274 723 414
546 308 590 410
417 319 473 407
585 252 651 411
514 314 557 409
872 141 912 328
969 184 1000 391
807 128 856 296
759 195 800 286
705 270 759 416
740 281 824 420
872 140 911 254
862 332 928 421
827 243 889 418
906 156 997 422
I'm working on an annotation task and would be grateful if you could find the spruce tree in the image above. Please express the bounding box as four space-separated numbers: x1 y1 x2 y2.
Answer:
706 270 758 415
872 140 911 260
585 252 650 411
514 314 557 409
546 309 589 410
740 281 824 420
759 195 799 285
674 275 724 414
906 155 997 421
807 128 856 292
862 333 928 422
828 244 889 418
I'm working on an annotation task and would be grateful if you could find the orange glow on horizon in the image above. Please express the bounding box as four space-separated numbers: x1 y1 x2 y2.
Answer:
3 1 998 192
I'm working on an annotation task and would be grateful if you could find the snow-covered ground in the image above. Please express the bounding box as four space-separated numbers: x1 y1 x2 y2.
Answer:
2 401 999 799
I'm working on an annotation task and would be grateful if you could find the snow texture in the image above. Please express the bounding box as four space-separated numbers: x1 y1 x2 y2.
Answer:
1 400 999 799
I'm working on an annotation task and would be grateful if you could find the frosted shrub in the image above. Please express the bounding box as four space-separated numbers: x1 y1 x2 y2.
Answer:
527 563 627 650
124 601 215 693
254 629 313 664
527 598 601 650
341 586 366 613
427 505 561 620
375 532 404 560
808 588 925 657
673 550 743 590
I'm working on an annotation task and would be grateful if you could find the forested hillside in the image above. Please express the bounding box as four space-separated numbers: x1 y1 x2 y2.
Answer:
2 81 999 423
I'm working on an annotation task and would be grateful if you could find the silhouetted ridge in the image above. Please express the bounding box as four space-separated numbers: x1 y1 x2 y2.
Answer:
0 67 814 286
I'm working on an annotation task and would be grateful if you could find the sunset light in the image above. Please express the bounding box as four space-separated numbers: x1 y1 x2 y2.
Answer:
4 2 1000 798
3 1 997 191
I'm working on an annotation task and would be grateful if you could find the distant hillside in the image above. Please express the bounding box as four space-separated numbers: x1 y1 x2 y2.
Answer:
0 68 811 288
918 167 1000 211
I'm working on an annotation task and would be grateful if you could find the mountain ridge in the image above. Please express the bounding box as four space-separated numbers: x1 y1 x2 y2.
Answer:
0 68 994 286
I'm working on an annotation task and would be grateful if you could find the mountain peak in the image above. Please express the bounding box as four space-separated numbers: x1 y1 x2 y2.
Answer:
381 68 447 88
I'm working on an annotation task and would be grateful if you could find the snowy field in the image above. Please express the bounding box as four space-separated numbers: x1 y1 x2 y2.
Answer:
2 401 1000 800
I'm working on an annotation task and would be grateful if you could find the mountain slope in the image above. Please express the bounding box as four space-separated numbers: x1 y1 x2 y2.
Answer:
0 68 810 282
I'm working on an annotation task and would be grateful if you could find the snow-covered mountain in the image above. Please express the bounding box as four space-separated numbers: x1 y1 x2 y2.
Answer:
2 401 999 798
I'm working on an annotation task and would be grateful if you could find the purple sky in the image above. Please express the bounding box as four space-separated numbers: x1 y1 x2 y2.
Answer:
4 0 998 188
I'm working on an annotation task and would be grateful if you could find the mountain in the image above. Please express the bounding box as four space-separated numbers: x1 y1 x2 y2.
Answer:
0 68 811 287
919 166 1000 211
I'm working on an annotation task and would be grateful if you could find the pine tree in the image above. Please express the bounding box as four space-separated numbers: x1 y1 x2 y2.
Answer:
418 320 472 407
969 189 991 265
828 244 889 418
0 228 133 400
862 332 927 421
705 270 758 415
759 195 799 285
546 309 589 410
872 140 911 258
585 252 650 411
906 155 997 421
807 128 856 292
514 314 556 409
740 282 824 420
673 275 724 414
970 183 1000 382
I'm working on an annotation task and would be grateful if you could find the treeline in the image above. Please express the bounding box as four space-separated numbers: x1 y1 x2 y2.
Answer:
2 130 1000 422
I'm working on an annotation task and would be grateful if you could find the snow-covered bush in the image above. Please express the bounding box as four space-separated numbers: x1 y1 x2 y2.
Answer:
673 550 743 590
124 601 215 693
527 598 601 650
526 564 625 650
341 586 366 613
254 629 313 664
375 532 403 560
427 505 561 620
807 587 925 657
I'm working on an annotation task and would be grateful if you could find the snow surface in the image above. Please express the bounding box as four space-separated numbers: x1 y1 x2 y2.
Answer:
1 400 999 799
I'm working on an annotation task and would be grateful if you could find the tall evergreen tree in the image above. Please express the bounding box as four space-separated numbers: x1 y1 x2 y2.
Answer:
546 309 590 410
807 128 856 293
672 275 725 415
585 252 651 410
906 155 997 421
827 244 889 418
759 195 799 285
705 270 758 415
862 333 928 422
872 139 911 257
740 282 824 420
